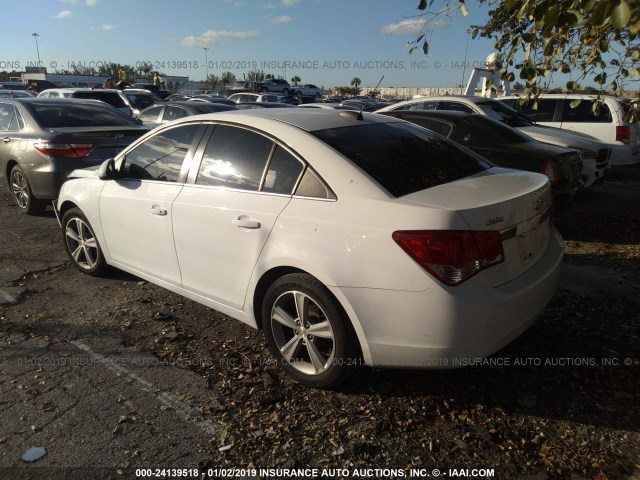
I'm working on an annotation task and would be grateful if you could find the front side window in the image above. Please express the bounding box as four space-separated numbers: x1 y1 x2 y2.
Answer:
196 125 274 191
120 124 201 182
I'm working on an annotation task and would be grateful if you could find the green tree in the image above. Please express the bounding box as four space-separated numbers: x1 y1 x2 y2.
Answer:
407 0 639 113
291 75 301 85
207 74 221 89
350 77 362 95
221 71 236 86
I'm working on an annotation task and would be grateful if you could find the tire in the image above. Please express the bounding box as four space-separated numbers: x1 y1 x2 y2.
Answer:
61 208 107 276
10 165 46 215
315 93 321 99
282 88 289 96
262 273 358 389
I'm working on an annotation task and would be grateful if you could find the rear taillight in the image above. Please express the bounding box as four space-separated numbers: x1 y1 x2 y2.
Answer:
34 142 94 158
616 125 630 144
541 159 559 186
392 230 504 286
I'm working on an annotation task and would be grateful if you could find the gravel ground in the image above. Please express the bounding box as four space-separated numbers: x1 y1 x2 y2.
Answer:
1 164 639 480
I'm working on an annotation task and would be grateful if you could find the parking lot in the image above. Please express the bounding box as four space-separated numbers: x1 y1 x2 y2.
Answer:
1 164 639 480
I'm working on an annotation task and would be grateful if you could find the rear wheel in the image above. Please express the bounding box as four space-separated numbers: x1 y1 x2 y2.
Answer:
282 88 290 96
62 208 107 276
262 273 358 388
10 165 45 215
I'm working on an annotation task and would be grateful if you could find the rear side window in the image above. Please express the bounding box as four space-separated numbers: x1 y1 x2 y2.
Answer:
27 102 139 127
312 122 490 197
196 125 274 191
511 99 557 122
561 99 613 123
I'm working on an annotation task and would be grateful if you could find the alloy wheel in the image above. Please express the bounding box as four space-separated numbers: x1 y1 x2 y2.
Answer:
65 217 100 271
270 290 335 376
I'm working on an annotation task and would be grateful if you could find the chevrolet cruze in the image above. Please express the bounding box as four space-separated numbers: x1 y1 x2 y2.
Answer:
55 109 563 388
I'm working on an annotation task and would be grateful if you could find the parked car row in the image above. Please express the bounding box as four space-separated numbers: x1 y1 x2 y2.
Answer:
4 89 635 389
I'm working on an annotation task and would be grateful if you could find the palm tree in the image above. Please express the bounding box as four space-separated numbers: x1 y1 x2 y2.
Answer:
291 75 301 86
350 77 362 96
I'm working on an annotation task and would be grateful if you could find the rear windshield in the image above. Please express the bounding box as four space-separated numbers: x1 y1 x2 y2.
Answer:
26 101 139 127
312 121 490 197
475 100 533 128
72 91 128 108
462 115 533 144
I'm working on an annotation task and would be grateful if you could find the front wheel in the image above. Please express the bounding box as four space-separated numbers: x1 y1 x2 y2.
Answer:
62 208 107 276
262 273 359 388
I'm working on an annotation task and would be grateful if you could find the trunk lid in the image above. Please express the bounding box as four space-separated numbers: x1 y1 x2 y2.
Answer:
48 126 149 164
402 168 553 285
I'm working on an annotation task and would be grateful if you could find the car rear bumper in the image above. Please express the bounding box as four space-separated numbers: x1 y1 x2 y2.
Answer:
331 227 564 369
26 157 104 200
609 143 640 166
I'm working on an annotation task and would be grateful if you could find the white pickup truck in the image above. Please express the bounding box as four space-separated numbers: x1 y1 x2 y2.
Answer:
290 83 323 97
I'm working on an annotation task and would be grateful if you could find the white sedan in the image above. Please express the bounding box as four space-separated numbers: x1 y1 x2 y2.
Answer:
56 109 563 388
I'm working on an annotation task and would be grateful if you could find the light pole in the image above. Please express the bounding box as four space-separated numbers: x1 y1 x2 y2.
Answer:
32 33 41 67
203 47 209 90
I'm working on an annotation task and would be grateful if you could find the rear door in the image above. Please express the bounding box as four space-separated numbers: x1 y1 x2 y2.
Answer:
173 124 304 309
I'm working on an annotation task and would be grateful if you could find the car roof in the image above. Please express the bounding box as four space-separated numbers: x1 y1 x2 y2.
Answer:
171 108 404 131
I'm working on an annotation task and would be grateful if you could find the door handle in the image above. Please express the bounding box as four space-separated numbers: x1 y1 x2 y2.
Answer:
232 216 261 229
2 137 10 144
150 207 167 216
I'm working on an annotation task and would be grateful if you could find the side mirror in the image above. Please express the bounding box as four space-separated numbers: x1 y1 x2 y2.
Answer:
98 158 117 180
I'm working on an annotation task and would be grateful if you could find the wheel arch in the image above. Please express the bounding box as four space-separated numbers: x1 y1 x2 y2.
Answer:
252 266 367 361
58 199 80 218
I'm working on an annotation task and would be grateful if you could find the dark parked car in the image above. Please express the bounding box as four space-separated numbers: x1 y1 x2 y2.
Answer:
380 110 583 210
0 98 150 214
137 101 237 127
121 89 166 115
0 90 35 98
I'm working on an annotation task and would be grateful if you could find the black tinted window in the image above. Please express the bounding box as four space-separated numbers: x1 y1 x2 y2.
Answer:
27 102 139 127
121 124 200 182
510 99 557 122
459 116 532 145
561 99 612 123
440 101 475 113
197 125 274 191
72 91 128 108
475 100 533 127
312 122 490 197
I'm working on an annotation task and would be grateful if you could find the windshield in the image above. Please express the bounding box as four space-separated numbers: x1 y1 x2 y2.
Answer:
476 100 534 128
312 121 490 197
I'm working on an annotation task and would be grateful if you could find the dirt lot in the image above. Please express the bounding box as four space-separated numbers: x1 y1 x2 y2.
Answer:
0 165 639 480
